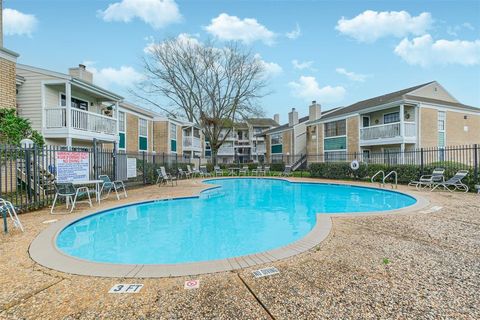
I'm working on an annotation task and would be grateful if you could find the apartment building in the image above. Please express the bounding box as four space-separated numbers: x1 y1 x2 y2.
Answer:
15 64 123 148
208 117 279 163
0 0 19 109
305 81 480 162
261 107 311 163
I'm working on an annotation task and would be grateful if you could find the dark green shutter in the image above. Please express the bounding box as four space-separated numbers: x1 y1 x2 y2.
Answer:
139 136 148 150
324 137 346 151
271 144 283 154
171 139 177 152
119 132 125 149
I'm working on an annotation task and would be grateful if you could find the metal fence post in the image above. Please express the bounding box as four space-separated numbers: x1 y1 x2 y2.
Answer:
93 138 98 180
112 141 117 181
33 145 38 206
24 146 32 204
420 148 424 176
142 151 146 185
474 144 478 182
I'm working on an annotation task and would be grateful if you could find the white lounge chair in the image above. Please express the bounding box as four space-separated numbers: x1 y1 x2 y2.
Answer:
409 168 445 190
156 167 177 186
99 175 127 200
431 170 469 192
214 166 224 176
239 166 249 176
0 198 24 232
280 165 292 177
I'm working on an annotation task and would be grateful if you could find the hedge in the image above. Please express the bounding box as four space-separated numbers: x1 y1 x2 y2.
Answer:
308 162 478 192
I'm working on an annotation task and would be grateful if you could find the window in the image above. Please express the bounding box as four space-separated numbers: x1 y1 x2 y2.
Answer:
138 118 148 151
170 123 177 152
118 111 125 132
271 133 283 145
324 136 346 151
324 120 346 137
362 116 370 128
60 94 89 111
438 111 446 147
325 151 347 162
383 112 400 124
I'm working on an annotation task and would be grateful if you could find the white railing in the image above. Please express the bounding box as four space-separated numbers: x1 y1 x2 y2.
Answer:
45 107 117 135
183 136 201 148
361 122 400 140
217 146 234 155
45 108 66 128
252 146 267 154
404 122 416 137
360 122 417 141
71 108 117 135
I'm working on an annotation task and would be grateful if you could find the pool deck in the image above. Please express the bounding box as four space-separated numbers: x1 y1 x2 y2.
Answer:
1 177 479 319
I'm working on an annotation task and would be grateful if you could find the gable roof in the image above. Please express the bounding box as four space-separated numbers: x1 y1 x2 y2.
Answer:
321 81 435 120
403 95 480 112
261 115 309 135
246 118 279 127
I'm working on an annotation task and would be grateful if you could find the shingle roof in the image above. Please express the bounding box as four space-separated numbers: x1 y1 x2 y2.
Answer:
246 118 279 127
403 95 480 112
261 115 309 135
320 81 436 120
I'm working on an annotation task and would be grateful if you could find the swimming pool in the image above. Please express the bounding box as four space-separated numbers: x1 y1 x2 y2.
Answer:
56 178 416 265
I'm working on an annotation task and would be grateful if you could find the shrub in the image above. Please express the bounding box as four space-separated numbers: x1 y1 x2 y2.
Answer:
0 109 44 146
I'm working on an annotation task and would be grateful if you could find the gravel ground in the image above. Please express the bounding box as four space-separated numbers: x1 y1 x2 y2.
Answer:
0 178 478 319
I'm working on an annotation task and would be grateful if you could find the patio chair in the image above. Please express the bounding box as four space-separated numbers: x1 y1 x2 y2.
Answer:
264 166 271 176
157 167 177 186
239 166 249 176
187 165 199 178
409 168 445 190
0 198 24 232
214 166 224 176
199 166 212 177
280 165 292 177
178 168 191 179
431 170 469 192
99 175 127 200
251 166 263 176
51 182 92 214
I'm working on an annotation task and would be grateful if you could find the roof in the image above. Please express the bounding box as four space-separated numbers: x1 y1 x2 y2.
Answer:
261 115 309 135
403 95 480 113
233 122 249 129
16 63 123 101
246 118 279 127
320 81 436 120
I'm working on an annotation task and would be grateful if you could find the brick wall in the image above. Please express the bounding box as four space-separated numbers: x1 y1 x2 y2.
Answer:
0 57 16 108
153 121 169 153
126 113 139 153
445 111 480 146
347 116 359 154
420 108 438 148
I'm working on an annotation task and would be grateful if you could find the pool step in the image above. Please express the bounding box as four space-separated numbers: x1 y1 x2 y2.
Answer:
200 190 226 200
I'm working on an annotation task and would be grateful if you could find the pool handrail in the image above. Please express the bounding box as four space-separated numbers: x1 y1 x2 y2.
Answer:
383 171 398 189
371 170 385 187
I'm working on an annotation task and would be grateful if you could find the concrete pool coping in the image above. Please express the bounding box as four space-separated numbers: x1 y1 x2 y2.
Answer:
28 178 429 278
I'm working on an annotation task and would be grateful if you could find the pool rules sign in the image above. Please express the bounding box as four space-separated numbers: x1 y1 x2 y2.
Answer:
56 151 90 182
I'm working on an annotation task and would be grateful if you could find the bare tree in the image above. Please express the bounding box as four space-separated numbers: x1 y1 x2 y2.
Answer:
134 37 268 162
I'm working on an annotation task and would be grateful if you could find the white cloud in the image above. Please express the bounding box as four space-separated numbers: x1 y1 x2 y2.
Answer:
144 33 200 54
254 54 282 78
336 10 433 43
289 76 346 103
292 59 314 70
204 13 275 45
85 63 143 88
98 0 181 29
3 8 38 36
286 23 301 39
447 22 474 37
335 68 369 82
394 34 480 67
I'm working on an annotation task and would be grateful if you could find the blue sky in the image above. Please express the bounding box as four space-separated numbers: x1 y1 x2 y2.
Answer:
3 0 480 120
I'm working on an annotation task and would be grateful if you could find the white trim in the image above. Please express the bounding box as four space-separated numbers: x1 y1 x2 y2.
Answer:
138 118 149 151
412 101 480 116
0 47 19 61
408 81 459 103
119 105 156 120
118 110 126 151
169 122 177 154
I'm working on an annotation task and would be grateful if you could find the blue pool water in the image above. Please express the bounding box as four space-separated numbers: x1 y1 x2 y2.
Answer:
56 179 416 264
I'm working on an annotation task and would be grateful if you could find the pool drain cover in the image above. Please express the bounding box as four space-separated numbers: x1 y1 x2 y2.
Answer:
252 267 280 278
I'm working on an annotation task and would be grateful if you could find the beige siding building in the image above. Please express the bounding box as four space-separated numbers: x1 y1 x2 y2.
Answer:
305 81 480 162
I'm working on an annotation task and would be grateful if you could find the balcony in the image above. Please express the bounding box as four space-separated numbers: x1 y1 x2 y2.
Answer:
360 122 416 146
183 136 202 150
252 146 267 154
45 107 117 140
217 146 234 155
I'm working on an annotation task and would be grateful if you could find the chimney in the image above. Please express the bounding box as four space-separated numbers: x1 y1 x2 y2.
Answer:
288 108 299 127
273 113 280 124
309 100 321 121
69 64 93 83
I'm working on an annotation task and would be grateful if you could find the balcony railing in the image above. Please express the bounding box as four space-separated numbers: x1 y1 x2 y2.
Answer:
217 146 234 155
360 122 416 141
45 107 117 136
252 146 267 154
183 136 201 149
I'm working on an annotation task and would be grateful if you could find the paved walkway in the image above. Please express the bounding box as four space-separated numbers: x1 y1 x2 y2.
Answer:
0 178 478 319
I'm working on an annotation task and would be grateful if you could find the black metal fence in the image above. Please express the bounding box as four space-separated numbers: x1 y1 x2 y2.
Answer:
1 143 478 213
